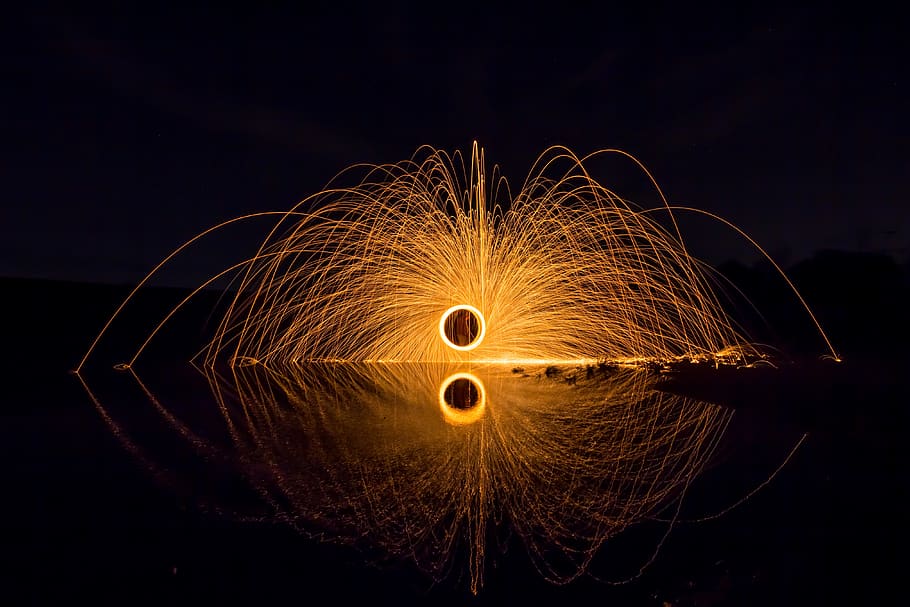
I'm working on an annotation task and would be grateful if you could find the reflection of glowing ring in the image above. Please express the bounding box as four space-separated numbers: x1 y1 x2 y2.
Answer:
439 304 486 351
438 372 487 426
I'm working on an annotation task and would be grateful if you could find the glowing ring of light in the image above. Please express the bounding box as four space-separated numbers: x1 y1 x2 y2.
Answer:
437 372 487 426
439 304 486 351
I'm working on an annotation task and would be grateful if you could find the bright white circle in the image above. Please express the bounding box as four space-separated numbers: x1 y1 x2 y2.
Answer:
438 304 486 351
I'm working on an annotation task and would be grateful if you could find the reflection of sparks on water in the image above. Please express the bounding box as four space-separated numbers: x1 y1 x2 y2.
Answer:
76 143 837 371
79 363 736 594
438 371 486 425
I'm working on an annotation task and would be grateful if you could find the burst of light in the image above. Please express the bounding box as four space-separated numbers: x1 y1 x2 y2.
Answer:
68 141 841 599
70 144 837 594
76 143 838 372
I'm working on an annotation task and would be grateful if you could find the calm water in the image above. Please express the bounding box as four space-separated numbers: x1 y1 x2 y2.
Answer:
3 350 904 605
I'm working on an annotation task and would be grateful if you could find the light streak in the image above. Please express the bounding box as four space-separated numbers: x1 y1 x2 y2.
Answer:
76 143 837 370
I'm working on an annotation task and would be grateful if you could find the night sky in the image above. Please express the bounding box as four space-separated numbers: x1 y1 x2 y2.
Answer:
5 3 907 286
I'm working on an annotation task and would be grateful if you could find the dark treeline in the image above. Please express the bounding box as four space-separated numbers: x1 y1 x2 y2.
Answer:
715 249 910 360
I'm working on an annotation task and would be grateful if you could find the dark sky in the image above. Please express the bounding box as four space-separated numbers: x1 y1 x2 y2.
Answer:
4 3 907 285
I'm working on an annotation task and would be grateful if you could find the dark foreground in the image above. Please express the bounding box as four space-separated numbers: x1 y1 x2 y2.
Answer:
1 278 905 605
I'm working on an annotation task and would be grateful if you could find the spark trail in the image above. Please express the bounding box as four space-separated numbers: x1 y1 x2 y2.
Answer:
77 143 838 371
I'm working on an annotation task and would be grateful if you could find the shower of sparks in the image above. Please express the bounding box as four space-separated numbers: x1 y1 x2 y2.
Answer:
76 143 837 372
71 142 839 593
